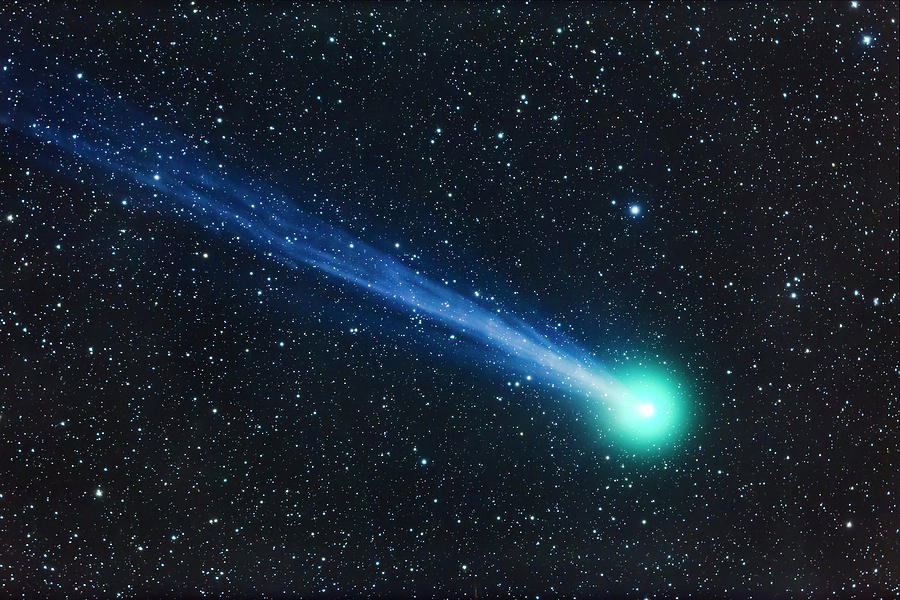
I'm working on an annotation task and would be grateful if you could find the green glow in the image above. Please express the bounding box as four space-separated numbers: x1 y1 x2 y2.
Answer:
608 367 689 451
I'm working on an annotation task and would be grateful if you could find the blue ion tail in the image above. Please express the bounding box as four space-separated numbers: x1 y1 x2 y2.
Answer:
1 59 690 450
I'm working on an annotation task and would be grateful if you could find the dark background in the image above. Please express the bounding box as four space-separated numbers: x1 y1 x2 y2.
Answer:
1 2 897 598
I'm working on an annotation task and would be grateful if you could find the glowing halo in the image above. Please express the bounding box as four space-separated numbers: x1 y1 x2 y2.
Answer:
599 366 690 451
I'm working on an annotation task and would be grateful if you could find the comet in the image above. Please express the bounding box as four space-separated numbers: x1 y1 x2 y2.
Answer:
1 60 688 448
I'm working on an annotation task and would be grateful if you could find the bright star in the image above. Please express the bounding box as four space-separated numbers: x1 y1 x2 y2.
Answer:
630 205 641 215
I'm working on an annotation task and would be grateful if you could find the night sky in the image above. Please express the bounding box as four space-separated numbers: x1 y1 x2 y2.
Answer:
1 2 898 599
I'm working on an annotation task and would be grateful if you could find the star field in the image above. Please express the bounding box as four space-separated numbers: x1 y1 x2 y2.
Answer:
1 2 897 598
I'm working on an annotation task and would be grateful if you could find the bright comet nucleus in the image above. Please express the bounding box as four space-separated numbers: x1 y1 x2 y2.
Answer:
603 367 690 451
